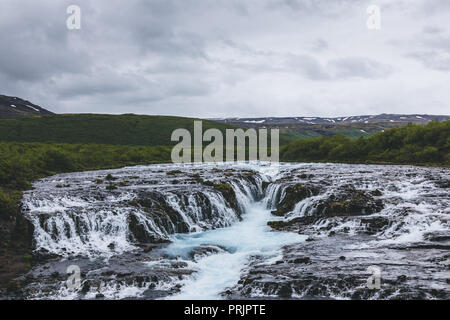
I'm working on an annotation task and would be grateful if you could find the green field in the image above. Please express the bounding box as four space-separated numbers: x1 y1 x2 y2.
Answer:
0 114 239 146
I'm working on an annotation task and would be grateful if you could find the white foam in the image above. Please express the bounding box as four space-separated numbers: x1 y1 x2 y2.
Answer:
165 202 306 299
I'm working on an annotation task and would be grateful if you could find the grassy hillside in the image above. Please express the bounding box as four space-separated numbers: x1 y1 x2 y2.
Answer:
280 121 450 166
0 114 240 146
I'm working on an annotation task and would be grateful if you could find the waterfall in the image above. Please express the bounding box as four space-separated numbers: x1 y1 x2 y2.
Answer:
22 164 266 258
16 162 450 300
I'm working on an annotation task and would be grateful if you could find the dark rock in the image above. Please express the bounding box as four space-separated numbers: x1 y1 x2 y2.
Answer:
339 256 346 261
371 189 383 196
213 183 239 214
80 281 90 294
360 216 390 235
435 179 450 189
424 231 450 242
143 245 157 253
271 184 320 216
106 184 117 191
278 283 292 298
166 170 182 175
171 261 188 269
397 275 407 282
188 245 227 261
267 216 319 231
292 257 310 264
105 174 117 181
314 186 384 218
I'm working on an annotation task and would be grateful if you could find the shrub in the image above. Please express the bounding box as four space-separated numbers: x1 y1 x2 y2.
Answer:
0 188 17 220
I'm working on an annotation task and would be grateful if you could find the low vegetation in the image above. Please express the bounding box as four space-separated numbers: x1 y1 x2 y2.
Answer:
0 114 237 146
280 121 450 166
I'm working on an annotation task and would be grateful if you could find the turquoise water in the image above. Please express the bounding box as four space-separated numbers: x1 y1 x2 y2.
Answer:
164 201 307 299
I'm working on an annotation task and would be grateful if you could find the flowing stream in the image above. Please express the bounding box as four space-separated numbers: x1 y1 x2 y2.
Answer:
164 202 306 299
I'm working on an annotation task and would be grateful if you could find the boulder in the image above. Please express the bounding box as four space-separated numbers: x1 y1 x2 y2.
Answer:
271 183 320 216
313 186 384 217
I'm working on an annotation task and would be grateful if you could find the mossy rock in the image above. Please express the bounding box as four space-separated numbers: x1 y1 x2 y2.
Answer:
271 183 320 216
267 216 319 231
371 189 383 196
105 174 117 181
213 183 239 213
166 170 182 175
106 184 117 190
202 180 215 187
315 186 384 217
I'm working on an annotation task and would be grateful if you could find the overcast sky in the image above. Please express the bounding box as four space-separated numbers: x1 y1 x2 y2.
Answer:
1 0 449 117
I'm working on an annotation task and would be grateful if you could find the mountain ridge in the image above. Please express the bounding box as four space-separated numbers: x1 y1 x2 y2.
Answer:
209 114 450 139
210 114 450 125
0 94 53 118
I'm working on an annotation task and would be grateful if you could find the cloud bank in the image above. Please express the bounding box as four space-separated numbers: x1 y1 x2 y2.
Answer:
0 0 449 117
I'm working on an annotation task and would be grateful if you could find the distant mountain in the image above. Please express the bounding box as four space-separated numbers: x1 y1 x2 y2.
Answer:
0 94 53 118
211 114 450 125
209 114 450 140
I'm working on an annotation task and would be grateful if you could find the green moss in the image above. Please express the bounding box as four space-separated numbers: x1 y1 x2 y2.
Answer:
166 170 182 175
213 183 238 212
271 184 320 216
106 184 117 190
105 174 117 181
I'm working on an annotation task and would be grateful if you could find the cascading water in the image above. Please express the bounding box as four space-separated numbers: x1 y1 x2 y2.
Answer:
22 164 262 258
14 162 450 300
163 180 307 299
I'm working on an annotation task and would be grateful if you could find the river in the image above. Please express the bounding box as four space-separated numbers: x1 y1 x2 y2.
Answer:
8 162 449 299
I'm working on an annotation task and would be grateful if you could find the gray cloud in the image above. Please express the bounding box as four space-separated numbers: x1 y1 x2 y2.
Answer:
407 51 450 71
0 0 449 117
406 24 450 72
327 57 394 79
